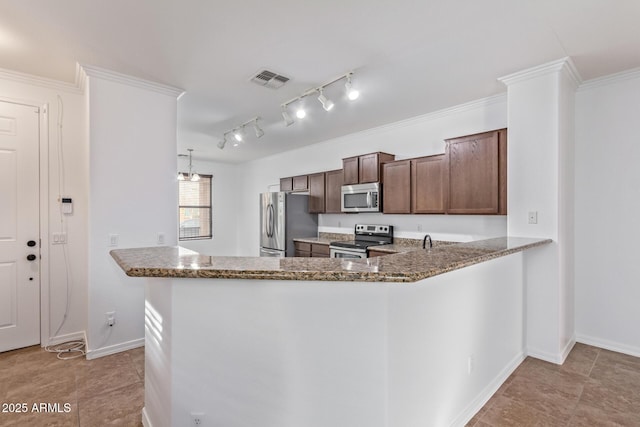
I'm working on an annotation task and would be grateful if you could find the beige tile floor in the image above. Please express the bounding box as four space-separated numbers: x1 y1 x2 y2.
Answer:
1 343 639 426
467 343 640 426
0 345 144 427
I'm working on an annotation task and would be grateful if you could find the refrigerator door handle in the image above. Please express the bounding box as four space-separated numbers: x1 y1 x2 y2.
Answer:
268 204 275 237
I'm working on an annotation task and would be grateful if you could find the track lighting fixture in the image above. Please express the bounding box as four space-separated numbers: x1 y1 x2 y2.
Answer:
218 117 263 150
178 149 200 181
317 88 334 111
279 70 359 127
345 73 359 101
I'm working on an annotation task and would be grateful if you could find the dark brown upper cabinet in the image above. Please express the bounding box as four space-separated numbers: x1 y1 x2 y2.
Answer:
308 172 326 213
445 129 507 215
343 152 395 185
324 169 343 214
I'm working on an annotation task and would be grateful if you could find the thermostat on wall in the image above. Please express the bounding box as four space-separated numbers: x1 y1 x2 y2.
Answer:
61 196 73 215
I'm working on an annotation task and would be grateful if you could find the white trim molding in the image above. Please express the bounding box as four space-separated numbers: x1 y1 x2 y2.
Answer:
498 57 583 89
577 334 640 358
0 66 82 94
79 64 185 99
85 337 145 360
578 66 640 92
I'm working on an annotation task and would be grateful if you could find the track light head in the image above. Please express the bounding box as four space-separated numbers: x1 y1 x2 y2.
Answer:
296 107 306 119
345 74 359 101
281 105 294 126
233 127 243 142
253 120 264 138
317 88 334 111
217 136 227 150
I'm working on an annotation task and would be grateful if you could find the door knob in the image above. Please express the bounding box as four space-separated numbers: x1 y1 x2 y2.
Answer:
27 240 37 247
26 254 37 261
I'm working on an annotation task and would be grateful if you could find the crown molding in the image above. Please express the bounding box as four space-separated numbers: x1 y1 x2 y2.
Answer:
79 64 184 98
578 66 640 92
0 66 82 94
498 57 582 89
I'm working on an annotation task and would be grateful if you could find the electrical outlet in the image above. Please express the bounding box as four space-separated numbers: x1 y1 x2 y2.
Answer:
191 412 205 426
417 224 423 232
106 311 116 327
157 232 166 245
109 234 119 247
468 354 475 375
528 211 538 224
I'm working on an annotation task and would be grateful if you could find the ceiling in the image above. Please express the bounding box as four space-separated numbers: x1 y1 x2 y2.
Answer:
1 1 639 164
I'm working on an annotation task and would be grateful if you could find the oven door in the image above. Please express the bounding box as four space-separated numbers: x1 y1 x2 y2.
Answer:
330 247 367 259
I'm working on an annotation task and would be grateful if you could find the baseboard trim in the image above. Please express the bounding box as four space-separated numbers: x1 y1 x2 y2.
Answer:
576 334 640 358
451 351 526 427
45 330 86 347
86 337 145 360
142 407 152 427
559 336 577 364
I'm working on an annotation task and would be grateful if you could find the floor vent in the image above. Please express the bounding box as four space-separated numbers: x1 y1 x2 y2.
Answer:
250 69 290 89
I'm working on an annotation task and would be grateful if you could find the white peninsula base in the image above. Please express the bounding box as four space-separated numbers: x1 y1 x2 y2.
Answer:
141 252 527 427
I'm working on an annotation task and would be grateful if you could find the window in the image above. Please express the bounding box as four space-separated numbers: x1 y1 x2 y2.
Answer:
178 175 212 240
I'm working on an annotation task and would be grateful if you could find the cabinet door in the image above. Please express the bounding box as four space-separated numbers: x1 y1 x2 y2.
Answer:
445 130 503 214
280 177 293 192
411 155 445 214
308 173 326 213
294 242 311 257
311 243 330 257
292 175 308 191
359 153 380 183
324 169 343 213
343 157 359 185
382 160 411 214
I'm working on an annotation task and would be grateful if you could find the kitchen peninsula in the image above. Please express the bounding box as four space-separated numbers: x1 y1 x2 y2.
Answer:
111 237 550 427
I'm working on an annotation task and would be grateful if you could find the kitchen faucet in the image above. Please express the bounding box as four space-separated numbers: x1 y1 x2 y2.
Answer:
422 234 432 249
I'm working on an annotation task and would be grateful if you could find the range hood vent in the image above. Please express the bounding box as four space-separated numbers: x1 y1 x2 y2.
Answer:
250 69 290 89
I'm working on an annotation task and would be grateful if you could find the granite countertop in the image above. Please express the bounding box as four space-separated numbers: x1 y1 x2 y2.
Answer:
292 237 334 245
110 237 551 283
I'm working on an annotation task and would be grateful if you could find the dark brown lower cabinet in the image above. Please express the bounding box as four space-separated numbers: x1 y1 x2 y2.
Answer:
294 241 329 257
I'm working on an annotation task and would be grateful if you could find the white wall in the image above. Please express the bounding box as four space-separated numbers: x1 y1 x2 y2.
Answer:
0 70 88 346
236 95 509 256
575 70 640 356
86 68 181 357
177 158 240 256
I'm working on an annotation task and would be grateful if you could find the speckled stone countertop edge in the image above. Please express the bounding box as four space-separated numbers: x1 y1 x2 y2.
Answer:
110 237 552 284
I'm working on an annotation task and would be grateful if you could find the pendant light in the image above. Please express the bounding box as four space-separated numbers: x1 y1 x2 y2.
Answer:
178 149 200 182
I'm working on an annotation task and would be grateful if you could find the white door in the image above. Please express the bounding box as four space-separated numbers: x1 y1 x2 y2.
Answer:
0 100 40 352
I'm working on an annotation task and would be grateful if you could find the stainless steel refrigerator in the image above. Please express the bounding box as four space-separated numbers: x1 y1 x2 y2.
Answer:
260 192 318 257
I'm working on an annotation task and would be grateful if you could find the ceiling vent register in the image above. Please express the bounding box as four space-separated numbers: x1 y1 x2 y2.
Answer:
250 70 290 89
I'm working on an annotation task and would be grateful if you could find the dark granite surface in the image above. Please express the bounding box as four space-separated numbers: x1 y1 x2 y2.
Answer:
110 237 551 283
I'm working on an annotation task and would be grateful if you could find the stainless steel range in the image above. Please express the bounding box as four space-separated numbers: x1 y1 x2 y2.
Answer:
329 224 393 259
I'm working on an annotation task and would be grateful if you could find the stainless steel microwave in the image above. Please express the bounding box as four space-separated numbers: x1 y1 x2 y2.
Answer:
341 182 381 212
